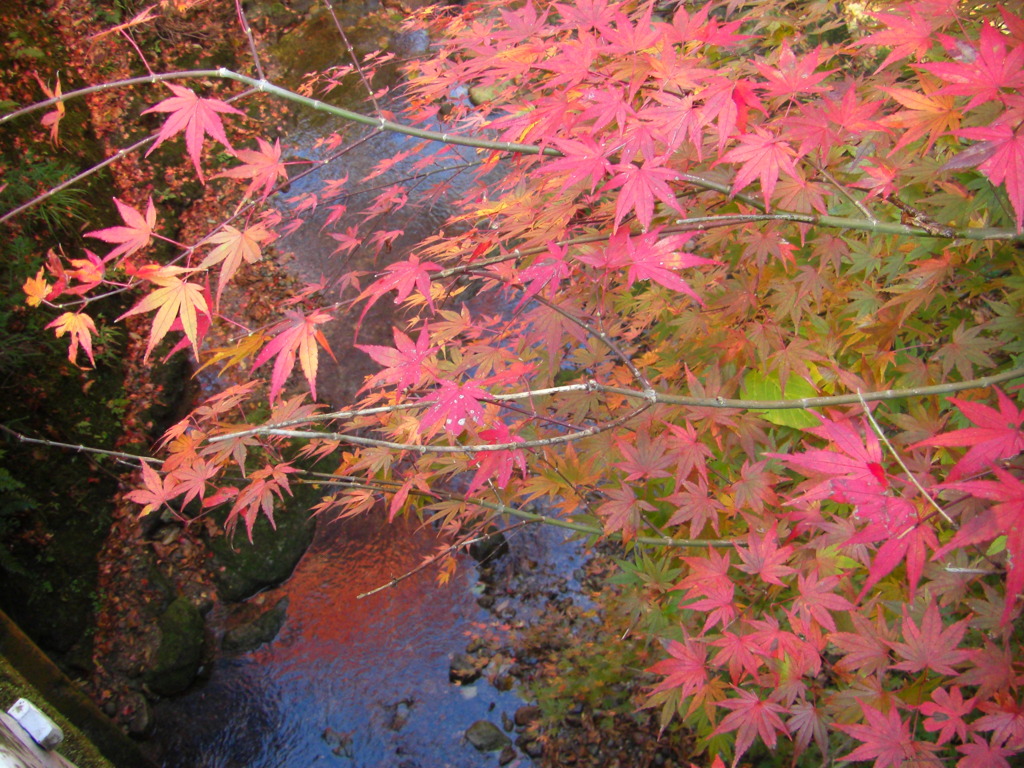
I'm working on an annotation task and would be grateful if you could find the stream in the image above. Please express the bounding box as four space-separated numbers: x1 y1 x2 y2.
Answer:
147 6 589 767
150 514 587 768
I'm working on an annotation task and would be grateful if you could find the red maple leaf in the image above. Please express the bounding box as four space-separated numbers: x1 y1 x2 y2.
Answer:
923 21 1024 109
714 689 790 768
956 735 1018 768
771 414 889 513
621 229 717 302
605 158 684 230
648 635 709 700
735 525 795 586
953 122 1024 231
975 692 1024 751
914 388 1024 481
790 572 854 633
417 379 487 437
356 254 441 328
710 631 765 683
920 686 975 745
889 602 973 676
465 420 527 497
142 83 244 182
716 127 801 211
939 466 1024 625
252 308 336 402
228 462 298 539
86 197 157 261
357 326 436 392
753 43 835 102
829 609 897 677
596 484 655 542
855 7 940 72
836 703 940 768
125 461 183 516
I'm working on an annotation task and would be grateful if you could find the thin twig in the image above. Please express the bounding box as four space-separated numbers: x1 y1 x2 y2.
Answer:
323 0 380 116
855 391 955 527
357 519 532 599
0 424 161 464
234 0 265 82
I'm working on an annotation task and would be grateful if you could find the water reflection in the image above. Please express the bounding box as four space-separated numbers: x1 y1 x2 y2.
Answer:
151 514 529 768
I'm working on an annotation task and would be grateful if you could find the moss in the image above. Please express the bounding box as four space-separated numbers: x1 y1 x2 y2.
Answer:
0 657 114 768
144 598 205 697
208 488 317 602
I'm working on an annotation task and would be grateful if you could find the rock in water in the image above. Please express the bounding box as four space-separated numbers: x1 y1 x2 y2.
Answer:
145 597 205 695
465 720 511 752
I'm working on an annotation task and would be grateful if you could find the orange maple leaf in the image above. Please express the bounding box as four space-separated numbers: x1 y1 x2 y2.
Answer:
142 83 244 182
23 268 50 307
86 197 157 261
46 311 98 367
198 222 272 306
118 265 209 360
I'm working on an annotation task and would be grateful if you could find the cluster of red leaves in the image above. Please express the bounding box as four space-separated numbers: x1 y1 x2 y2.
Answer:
12 0 1024 765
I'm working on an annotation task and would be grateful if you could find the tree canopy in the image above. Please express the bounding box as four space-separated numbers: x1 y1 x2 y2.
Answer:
4 0 1024 765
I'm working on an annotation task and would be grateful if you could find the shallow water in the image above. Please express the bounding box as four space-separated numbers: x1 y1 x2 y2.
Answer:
151 515 525 768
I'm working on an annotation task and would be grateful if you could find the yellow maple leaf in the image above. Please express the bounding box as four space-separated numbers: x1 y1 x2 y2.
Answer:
46 312 98 367
23 268 51 307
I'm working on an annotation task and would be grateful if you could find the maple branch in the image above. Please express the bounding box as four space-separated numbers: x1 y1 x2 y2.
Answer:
209 402 651 452
210 366 1024 447
233 0 265 83
301 472 734 555
322 0 381 116
0 136 152 226
855 392 955 528
0 424 161 465
533 295 654 393
5 69 1022 243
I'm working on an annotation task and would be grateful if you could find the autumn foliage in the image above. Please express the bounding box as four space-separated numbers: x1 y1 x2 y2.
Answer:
6 0 1024 765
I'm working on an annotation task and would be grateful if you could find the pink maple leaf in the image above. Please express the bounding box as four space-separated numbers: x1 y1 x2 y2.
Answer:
915 388 1024 480
417 380 487 437
142 83 244 182
357 326 436 392
716 127 801 211
836 703 940 768
86 197 157 261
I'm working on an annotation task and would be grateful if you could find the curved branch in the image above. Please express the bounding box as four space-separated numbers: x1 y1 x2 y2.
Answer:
4 69 1022 243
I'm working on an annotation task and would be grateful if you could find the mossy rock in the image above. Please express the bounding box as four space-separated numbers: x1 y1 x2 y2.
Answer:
465 720 511 752
208 506 316 603
222 597 289 653
145 597 205 696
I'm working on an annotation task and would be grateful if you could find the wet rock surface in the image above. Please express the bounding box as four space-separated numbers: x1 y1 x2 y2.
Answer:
222 597 289 653
144 597 205 696
208 506 316 602
465 720 511 752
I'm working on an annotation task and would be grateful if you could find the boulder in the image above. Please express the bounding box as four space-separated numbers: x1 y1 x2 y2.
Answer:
145 597 205 696
209 507 315 602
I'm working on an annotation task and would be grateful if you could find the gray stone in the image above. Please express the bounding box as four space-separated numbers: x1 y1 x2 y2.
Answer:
145 597 205 696
465 720 511 752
